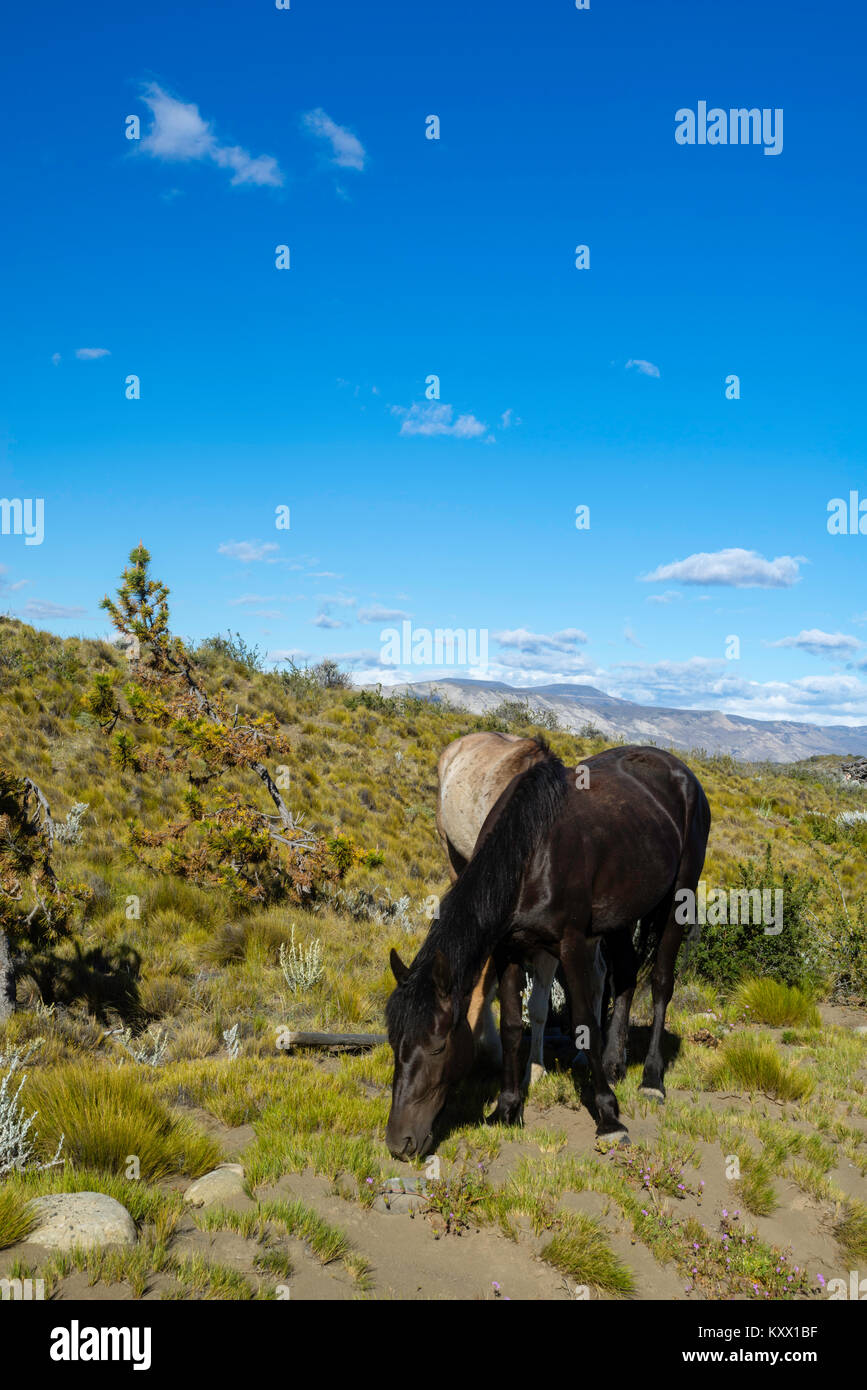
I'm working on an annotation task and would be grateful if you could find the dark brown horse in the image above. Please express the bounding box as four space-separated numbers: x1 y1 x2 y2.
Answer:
385 742 710 1158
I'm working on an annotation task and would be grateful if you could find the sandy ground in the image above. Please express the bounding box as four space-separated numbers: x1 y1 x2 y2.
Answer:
4 1005 865 1302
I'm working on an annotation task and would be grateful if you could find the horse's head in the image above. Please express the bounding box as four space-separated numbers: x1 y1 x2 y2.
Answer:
384 946 474 1160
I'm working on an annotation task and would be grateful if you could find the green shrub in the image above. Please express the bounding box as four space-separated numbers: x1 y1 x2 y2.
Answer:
685 847 822 991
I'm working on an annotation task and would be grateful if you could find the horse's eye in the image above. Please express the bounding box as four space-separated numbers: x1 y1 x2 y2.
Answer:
431 1043 446 1056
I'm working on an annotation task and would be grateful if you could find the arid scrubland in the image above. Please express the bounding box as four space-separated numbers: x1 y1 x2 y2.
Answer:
1 595 865 1301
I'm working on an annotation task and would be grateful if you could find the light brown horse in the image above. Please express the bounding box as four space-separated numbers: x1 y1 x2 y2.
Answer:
436 732 605 1085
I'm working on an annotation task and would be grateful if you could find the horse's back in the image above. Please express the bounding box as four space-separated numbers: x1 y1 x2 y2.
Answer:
583 745 710 839
437 731 546 866
523 745 710 929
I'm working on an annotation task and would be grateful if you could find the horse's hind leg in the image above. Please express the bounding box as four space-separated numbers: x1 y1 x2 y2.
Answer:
522 950 557 1090
640 790 710 1099
561 932 628 1140
600 926 638 1085
639 904 681 1101
639 817 708 1100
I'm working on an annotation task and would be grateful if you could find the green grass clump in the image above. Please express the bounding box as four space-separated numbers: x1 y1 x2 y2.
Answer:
22 1064 222 1179
733 978 820 1028
0 1187 36 1250
4 1165 182 1226
834 1199 867 1264
734 1159 778 1217
541 1214 636 1298
706 1033 814 1102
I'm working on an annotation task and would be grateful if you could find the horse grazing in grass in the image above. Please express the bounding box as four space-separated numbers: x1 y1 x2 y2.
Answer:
435 731 606 1086
385 741 710 1159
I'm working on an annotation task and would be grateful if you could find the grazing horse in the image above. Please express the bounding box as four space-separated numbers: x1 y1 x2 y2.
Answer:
385 742 710 1159
436 732 606 1086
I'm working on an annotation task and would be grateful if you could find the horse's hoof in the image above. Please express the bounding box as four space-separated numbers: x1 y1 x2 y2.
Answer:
597 1128 630 1148
639 1086 666 1102
488 1103 523 1127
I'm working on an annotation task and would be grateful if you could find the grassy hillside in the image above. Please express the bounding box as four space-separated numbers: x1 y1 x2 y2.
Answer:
1 610 865 1038
1 607 866 1302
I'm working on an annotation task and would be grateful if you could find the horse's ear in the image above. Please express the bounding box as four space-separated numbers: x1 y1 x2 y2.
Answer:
431 950 452 1003
390 948 410 985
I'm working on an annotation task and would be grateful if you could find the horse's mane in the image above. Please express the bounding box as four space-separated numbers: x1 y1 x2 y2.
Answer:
386 740 569 1043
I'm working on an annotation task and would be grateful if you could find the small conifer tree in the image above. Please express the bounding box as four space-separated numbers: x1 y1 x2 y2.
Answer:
92 543 331 903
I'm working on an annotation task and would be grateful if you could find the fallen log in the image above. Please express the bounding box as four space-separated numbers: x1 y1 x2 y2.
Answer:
279 1030 386 1051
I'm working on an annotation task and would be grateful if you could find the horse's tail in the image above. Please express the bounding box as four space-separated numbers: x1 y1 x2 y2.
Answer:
435 740 570 954
634 776 711 982
634 916 661 984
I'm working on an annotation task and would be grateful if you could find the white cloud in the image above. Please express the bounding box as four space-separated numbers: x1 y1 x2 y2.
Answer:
598 657 867 724
51 353 61 366
316 594 357 608
313 614 349 629
302 108 366 171
256 637 867 723
76 348 110 360
494 627 588 654
218 540 280 563
267 648 310 664
392 402 488 439
642 548 802 589
139 83 283 188
486 651 593 682
23 600 87 619
626 359 660 378
768 629 861 659
357 604 410 623
645 590 681 605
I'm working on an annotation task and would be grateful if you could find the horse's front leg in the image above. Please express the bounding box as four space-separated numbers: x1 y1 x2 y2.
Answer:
489 955 524 1126
641 915 683 1100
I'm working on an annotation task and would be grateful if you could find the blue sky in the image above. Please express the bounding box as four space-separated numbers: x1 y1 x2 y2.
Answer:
1 0 866 724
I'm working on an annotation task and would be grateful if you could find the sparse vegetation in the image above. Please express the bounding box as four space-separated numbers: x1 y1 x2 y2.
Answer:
0 554 865 1301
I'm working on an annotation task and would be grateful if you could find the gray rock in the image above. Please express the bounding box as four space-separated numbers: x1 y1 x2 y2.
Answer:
27 1192 137 1250
381 1176 428 1195
373 1192 427 1216
183 1164 246 1207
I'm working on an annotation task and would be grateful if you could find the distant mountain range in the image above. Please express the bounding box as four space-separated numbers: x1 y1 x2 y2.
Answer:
375 678 867 763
